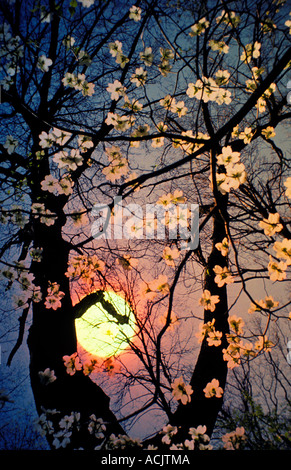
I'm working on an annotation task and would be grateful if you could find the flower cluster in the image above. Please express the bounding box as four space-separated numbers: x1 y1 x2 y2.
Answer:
261 18 277 33
63 352 83 376
35 408 106 450
269 235 291 281
209 39 229 54
53 149 83 172
232 125 254 144
63 352 102 377
62 35 75 48
11 269 42 308
212 146 247 194
108 40 129 69
268 255 288 281
195 318 222 347
0 22 24 90
158 47 174 76
0 205 29 229
35 408 213 451
254 335 274 352
139 274 169 301
157 189 186 207
199 290 220 312
223 315 249 368
245 73 276 113
203 379 223 398
160 94 187 117
39 128 71 149
3 135 18 154
161 425 212 450
160 424 178 444
159 94 175 110
105 433 142 450
130 124 150 147
116 255 138 271
215 237 229 256
130 67 147 87
41 174 74 196
228 315 244 335
37 55 52 72
206 329 222 347
223 315 274 369
150 121 168 148
213 265 234 287
88 415 106 440
62 72 95 96
215 69 230 86
258 213 283 237
36 409 81 449
78 134 94 153
38 368 57 385
129 5 142 22
103 357 121 376
101 156 128 182
106 80 126 100
44 282 65 310
29 247 43 262
187 76 232 105
83 358 98 376
184 426 212 450
65 254 105 284
31 203 57 226
105 112 135 132
285 12 291 34
240 42 261 63
78 0 95 7
189 17 210 36
222 427 246 450
223 341 248 369
273 238 291 265
162 246 180 267
114 190 190 240
261 126 276 139
35 409 57 438
102 145 129 182
140 46 154 67
248 295 279 314
171 376 193 405
172 130 210 155
216 10 240 27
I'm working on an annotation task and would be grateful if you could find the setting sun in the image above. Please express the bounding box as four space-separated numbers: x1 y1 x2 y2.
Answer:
75 291 136 358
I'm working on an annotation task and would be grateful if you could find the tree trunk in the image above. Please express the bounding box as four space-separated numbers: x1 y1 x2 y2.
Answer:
172 197 229 440
27 219 125 449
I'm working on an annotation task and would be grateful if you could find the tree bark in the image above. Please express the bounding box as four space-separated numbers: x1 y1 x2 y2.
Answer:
171 195 229 440
27 219 125 449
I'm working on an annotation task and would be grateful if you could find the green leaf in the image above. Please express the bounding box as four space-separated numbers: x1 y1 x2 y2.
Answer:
69 0 78 17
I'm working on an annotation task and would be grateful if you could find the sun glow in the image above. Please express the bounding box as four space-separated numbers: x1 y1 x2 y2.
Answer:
75 291 136 358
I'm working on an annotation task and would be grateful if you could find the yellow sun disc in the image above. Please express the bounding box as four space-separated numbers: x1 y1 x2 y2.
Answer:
75 291 136 359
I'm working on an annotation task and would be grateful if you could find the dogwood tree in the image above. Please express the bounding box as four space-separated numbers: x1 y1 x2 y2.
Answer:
0 0 290 450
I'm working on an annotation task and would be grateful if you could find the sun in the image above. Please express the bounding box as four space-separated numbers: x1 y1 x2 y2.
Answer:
75 291 136 359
